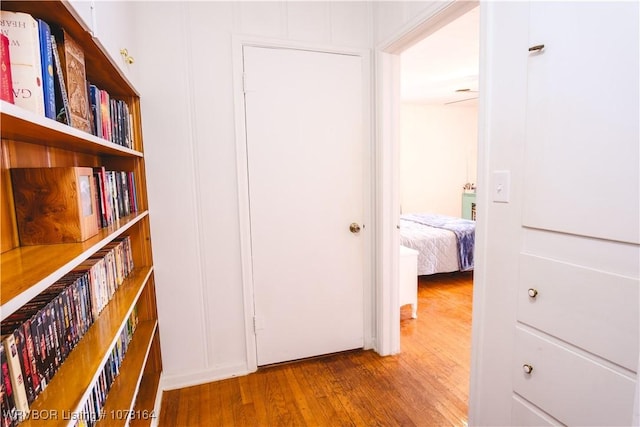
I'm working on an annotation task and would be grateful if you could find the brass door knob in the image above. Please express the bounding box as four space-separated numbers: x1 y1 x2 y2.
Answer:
349 223 361 234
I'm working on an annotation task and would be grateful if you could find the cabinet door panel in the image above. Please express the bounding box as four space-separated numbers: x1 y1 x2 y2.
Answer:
513 327 636 426
68 0 94 33
92 0 138 87
523 2 639 244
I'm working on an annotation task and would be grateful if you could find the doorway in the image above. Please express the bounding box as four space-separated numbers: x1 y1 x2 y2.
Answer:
376 0 480 356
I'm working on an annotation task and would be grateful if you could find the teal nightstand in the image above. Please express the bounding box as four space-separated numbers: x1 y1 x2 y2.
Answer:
462 193 476 220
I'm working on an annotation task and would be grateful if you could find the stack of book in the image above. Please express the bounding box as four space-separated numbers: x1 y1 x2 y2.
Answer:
0 10 134 149
74 310 139 427
0 236 134 426
93 168 139 229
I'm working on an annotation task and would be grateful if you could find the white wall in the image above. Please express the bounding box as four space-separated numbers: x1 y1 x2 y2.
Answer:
132 1 372 390
399 102 477 216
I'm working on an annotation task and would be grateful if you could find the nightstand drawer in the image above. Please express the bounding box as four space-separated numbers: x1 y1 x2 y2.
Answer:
517 254 639 370
513 327 636 426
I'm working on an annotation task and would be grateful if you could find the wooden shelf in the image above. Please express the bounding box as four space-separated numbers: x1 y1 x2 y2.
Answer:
1 211 149 319
129 370 161 427
99 323 158 427
18 268 154 427
1 1 161 423
0 102 142 158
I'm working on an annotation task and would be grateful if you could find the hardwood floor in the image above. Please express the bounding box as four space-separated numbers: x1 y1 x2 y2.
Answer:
158 271 473 426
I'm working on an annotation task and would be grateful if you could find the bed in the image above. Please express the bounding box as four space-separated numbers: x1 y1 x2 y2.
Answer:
399 213 475 276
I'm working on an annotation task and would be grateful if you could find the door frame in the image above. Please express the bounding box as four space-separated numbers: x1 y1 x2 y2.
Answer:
232 36 374 373
374 0 480 356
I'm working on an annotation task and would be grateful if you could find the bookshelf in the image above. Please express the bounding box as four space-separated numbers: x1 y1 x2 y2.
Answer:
1 1 162 426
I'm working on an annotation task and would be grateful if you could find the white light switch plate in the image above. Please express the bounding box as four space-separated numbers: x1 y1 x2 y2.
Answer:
492 170 511 203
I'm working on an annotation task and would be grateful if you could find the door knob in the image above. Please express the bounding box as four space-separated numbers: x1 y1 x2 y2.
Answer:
349 223 361 234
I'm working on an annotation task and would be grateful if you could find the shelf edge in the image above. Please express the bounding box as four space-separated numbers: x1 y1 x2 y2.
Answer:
1 211 150 320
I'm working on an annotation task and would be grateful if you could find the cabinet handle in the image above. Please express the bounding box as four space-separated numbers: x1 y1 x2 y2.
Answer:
522 364 534 375
528 44 545 52
527 288 538 298
120 48 135 65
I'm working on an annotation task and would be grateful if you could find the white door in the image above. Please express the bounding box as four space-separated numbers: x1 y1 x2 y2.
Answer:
243 46 365 366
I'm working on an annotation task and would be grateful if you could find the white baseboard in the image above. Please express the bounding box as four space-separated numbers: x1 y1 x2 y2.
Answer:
159 362 253 392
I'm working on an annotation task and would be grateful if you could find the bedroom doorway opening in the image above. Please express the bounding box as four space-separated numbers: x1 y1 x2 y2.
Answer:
376 0 480 418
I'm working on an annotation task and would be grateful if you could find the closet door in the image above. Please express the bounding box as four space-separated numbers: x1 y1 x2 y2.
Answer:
243 45 366 366
522 2 639 244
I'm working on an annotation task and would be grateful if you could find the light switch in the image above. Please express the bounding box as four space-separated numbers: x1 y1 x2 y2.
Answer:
492 170 511 203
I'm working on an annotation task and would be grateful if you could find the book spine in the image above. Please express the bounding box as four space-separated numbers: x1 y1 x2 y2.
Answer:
13 328 34 404
0 34 14 104
50 34 71 125
58 31 91 133
0 11 44 115
2 335 29 416
0 344 17 427
89 85 102 138
21 321 40 399
100 90 111 141
37 19 55 120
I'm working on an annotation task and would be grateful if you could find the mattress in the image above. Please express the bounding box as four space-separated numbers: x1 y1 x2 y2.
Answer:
399 218 460 275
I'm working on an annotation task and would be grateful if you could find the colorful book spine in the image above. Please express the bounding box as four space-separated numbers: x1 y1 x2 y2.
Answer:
100 90 111 141
0 344 17 427
89 85 103 138
0 10 45 115
50 34 71 125
54 29 91 133
0 34 14 104
2 334 29 417
37 19 56 120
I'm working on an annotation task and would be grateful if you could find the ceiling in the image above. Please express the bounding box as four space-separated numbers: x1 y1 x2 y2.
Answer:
400 6 480 106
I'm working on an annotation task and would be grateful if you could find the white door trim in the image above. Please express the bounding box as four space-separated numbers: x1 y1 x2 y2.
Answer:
232 35 373 373
373 0 478 357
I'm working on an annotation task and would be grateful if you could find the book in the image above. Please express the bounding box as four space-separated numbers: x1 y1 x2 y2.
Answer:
0 345 17 427
0 34 14 104
53 29 91 132
93 166 111 227
50 34 71 125
20 321 40 400
89 84 102 138
37 19 55 120
12 327 34 404
1 335 29 417
100 89 111 141
0 10 44 115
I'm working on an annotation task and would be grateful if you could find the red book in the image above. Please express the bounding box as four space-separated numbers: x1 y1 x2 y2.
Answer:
100 89 111 141
0 34 14 103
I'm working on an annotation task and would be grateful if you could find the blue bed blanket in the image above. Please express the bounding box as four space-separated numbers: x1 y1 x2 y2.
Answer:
401 213 475 271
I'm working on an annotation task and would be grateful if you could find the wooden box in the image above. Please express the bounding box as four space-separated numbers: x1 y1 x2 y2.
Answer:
11 166 99 245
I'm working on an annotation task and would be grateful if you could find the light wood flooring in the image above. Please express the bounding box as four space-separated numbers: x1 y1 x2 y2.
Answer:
158 271 473 426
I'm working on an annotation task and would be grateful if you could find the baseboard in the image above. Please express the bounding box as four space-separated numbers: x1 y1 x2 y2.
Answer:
159 362 253 391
